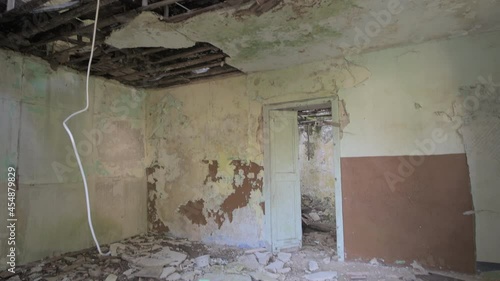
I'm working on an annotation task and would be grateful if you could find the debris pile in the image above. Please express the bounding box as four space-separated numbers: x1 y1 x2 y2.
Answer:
0 233 477 281
301 195 336 235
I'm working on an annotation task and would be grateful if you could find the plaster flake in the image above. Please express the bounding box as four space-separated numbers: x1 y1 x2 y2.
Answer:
105 12 196 49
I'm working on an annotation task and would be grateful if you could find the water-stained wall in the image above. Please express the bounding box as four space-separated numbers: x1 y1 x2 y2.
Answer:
146 31 500 272
0 50 147 268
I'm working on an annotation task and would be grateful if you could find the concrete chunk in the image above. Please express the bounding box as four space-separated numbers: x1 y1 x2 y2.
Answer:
255 251 272 265
265 260 284 273
250 270 279 281
277 252 292 263
166 272 181 280
160 267 176 279
133 266 163 278
153 249 187 266
238 254 261 271
309 212 321 221
308 260 319 271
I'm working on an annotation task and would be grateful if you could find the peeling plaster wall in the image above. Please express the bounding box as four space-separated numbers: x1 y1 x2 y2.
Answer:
145 54 344 247
146 77 267 247
298 125 335 223
146 31 500 271
0 50 147 268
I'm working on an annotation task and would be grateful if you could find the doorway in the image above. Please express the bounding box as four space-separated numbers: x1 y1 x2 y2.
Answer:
263 97 344 260
298 108 337 249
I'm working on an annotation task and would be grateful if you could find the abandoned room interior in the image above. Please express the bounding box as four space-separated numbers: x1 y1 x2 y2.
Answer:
1 0 500 280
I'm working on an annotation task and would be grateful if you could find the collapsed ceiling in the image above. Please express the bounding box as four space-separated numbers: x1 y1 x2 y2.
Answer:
1 0 500 88
298 108 332 126
0 0 279 88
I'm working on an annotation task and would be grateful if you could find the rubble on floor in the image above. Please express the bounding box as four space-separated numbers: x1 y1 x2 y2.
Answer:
301 195 336 235
0 232 483 281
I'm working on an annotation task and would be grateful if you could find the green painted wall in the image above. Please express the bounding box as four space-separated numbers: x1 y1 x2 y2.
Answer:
0 50 148 268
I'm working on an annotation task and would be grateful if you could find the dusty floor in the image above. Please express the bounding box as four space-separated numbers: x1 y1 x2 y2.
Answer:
0 232 493 281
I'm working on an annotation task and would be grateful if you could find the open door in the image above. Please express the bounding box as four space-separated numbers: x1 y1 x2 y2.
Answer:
269 110 302 251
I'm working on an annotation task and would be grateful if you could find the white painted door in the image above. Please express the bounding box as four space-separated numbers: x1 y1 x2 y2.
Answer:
269 110 302 251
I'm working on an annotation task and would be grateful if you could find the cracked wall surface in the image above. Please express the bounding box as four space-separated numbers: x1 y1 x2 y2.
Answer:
451 84 500 264
0 50 148 269
106 0 500 72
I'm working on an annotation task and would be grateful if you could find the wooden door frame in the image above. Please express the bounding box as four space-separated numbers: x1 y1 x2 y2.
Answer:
263 97 344 260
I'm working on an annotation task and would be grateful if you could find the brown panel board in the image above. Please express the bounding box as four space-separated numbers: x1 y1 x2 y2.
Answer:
341 154 475 273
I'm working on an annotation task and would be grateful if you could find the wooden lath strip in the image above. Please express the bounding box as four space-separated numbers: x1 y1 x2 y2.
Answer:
164 0 253 23
26 0 182 47
148 45 218 65
92 45 216 76
0 0 50 21
235 0 281 17
64 45 119 64
20 0 118 38
153 67 241 88
116 53 226 81
23 12 127 51
0 0 251 89
69 47 164 67
143 60 224 83
92 48 171 75
92 47 166 66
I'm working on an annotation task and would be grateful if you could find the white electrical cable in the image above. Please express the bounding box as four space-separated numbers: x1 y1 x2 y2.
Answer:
62 0 110 256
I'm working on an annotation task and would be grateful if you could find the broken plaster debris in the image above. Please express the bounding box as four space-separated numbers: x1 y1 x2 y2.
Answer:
1 232 475 281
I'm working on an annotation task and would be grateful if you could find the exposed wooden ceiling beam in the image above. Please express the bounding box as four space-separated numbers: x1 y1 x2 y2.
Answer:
164 0 253 23
148 45 217 65
91 45 216 76
0 0 27 20
145 60 224 82
20 0 118 38
153 66 241 88
0 0 253 89
117 53 226 81
22 0 183 48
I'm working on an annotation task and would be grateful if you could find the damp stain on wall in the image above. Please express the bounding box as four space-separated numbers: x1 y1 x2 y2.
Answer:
146 164 169 232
